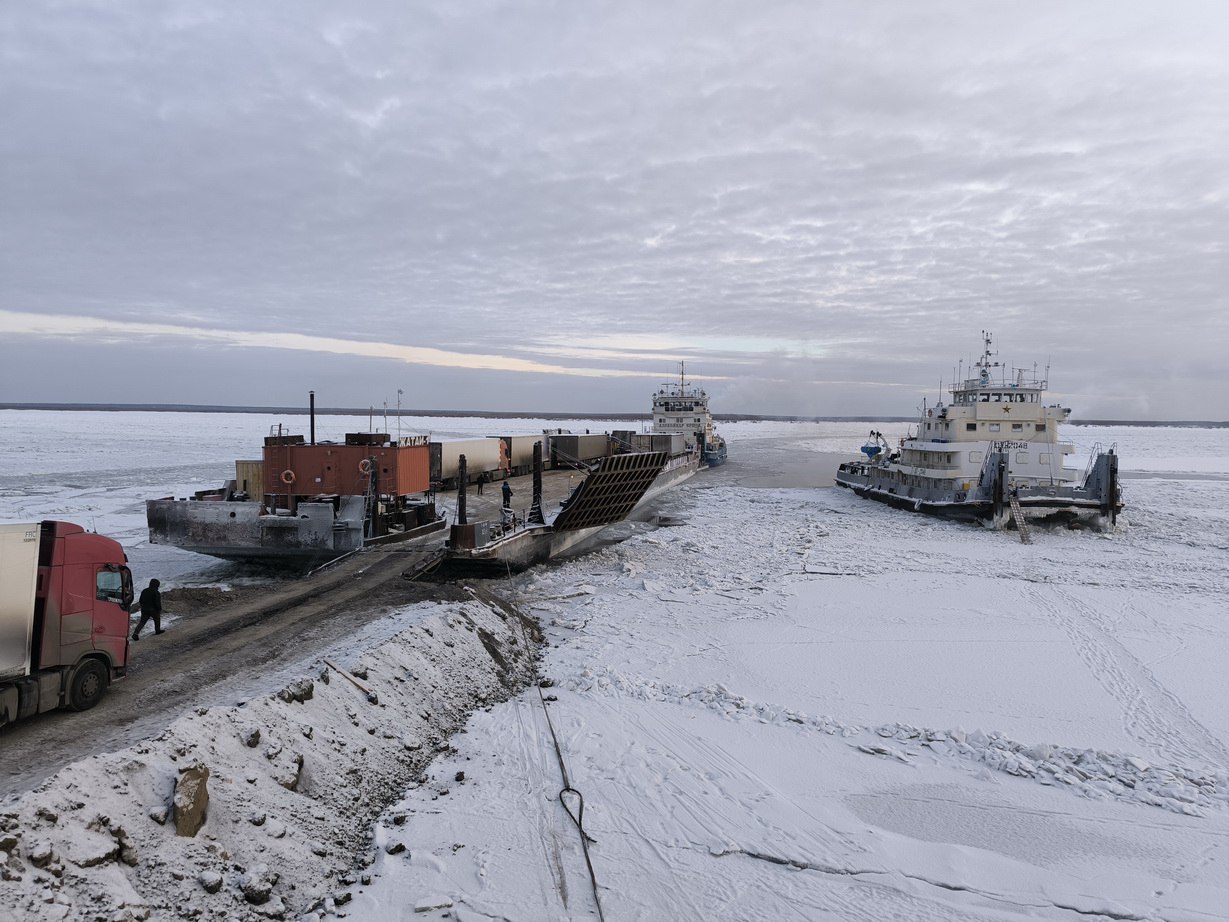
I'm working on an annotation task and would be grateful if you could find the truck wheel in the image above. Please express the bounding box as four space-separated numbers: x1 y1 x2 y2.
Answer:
68 660 109 712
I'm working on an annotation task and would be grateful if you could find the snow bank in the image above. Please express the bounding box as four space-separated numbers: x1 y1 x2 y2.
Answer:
0 592 540 921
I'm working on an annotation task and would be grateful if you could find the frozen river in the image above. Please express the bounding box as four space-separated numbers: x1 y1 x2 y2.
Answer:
3 409 1228 920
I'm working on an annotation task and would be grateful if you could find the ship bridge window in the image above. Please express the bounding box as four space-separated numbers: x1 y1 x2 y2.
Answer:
1036 423 1046 432
980 394 990 402
989 423 1000 432
1011 423 1023 432
966 422 977 431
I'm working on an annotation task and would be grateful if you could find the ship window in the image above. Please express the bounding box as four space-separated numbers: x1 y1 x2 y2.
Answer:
989 423 1000 432
980 394 989 402
1039 453 1051 463
966 423 976 431
1036 423 1046 432
969 451 983 462
1011 423 1023 432
1016 452 1029 464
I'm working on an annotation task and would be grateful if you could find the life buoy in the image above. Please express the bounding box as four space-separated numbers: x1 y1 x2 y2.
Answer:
358 459 373 475
280 469 296 484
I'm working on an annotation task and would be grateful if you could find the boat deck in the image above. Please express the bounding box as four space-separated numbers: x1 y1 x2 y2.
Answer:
435 466 591 527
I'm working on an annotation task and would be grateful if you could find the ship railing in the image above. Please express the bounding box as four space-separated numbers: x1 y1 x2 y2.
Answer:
1081 442 1105 485
549 445 597 474
608 433 638 453
977 443 1007 486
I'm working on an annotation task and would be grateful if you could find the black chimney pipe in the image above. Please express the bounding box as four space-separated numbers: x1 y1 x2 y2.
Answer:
529 441 545 524
309 391 316 445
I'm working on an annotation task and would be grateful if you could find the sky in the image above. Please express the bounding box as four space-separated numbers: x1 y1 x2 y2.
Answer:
2 1 1227 420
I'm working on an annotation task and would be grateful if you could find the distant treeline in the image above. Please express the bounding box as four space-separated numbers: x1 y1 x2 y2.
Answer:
0 403 1225 427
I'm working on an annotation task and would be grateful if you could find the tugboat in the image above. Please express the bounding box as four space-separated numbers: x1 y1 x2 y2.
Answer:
649 362 727 466
835 333 1123 530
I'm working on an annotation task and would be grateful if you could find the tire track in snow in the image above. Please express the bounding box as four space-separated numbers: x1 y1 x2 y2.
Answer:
1036 586 1229 769
584 697 885 922
583 698 1057 921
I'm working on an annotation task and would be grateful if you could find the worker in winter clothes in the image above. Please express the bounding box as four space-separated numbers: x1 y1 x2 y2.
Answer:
131 578 164 640
501 480 513 508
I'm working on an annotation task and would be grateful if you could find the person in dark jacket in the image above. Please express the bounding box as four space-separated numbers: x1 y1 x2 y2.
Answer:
131 578 164 640
501 479 513 508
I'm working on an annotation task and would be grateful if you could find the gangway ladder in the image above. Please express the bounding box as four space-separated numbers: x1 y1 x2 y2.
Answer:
1008 493 1033 544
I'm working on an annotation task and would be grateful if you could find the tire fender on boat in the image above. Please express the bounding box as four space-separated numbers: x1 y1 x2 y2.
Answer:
280 469 296 485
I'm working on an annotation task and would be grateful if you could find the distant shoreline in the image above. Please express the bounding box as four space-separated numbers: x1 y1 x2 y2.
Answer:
0 403 1224 428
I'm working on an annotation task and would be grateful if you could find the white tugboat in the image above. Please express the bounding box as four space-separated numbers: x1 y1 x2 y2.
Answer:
651 362 727 466
835 333 1122 530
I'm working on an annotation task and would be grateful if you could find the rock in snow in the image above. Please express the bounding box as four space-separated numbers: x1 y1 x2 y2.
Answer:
173 763 209 837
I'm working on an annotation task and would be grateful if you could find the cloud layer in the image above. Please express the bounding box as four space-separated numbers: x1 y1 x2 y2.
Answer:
2 1 1227 418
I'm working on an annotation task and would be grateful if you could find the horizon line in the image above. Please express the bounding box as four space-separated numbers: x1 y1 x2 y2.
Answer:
1 403 1226 428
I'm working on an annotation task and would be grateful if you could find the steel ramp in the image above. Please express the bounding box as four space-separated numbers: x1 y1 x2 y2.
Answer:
551 451 669 532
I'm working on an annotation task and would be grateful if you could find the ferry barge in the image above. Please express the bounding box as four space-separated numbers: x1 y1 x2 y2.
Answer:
445 363 726 574
835 333 1122 530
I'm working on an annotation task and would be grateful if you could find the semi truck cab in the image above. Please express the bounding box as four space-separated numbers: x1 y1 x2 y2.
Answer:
1 521 134 726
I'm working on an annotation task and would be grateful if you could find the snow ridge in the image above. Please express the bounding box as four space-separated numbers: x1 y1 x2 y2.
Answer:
571 665 1228 817
0 599 539 921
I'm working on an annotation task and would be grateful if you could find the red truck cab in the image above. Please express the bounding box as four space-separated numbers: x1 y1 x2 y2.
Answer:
1 521 134 725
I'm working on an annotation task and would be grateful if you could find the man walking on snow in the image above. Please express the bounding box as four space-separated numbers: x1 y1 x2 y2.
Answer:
131 578 164 640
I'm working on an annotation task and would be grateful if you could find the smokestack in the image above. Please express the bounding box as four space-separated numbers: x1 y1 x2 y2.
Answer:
309 391 316 445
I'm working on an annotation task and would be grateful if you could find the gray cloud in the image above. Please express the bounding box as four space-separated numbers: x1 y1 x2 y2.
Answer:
2 1 1227 419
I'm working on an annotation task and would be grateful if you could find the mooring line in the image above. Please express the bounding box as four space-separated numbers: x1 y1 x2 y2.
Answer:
535 677 605 922
481 583 606 922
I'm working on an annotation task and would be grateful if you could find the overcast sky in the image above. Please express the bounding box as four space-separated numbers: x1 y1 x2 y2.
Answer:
2 1 1226 419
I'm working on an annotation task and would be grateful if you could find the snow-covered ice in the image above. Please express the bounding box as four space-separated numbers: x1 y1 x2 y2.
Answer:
351 424 1229 921
2 410 1228 920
